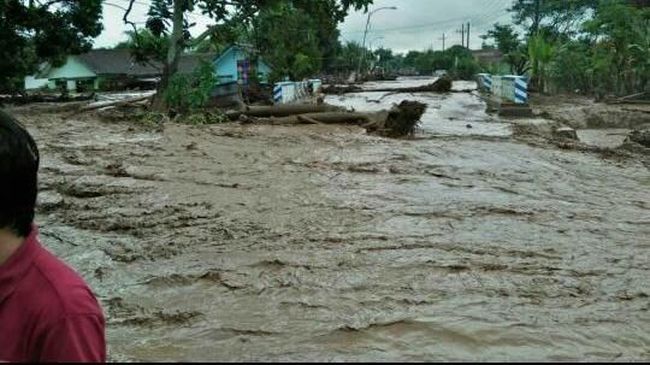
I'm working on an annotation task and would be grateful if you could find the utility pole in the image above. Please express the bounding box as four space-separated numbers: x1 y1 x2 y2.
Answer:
357 11 372 80
457 24 465 47
466 22 471 49
533 0 541 35
439 33 446 52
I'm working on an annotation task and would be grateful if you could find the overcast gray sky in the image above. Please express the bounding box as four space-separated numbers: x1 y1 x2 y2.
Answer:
96 0 515 53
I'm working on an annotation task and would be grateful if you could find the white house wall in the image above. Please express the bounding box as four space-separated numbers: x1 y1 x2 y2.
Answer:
47 56 97 80
24 76 51 90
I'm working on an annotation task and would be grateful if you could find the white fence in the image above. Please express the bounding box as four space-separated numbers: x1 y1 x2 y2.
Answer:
477 73 528 104
273 79 322 104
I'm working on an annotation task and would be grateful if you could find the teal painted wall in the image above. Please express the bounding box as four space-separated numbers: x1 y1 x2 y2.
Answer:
213 46 272 84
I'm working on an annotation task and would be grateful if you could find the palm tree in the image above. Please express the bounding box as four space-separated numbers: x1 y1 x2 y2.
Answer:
528 34 555 93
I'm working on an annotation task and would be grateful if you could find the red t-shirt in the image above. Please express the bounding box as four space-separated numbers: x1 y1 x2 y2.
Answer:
0 226 106 362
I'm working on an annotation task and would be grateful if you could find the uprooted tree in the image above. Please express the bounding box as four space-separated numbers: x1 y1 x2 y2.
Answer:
0 0 103 94
230 100 428 138
123 0 373 112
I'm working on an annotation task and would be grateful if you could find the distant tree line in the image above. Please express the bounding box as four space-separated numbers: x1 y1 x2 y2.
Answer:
481 0 650 96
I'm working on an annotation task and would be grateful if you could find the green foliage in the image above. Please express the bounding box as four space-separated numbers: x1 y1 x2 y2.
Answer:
510 0 599 36
452 57 481 80
115 29 169 64
482 24 521 55
193 20 248 53
292 0 371 72
252 2 322 81
372 48 406 74
480 0 649 96
481 24 530 75
129 0 373 109
330 42 373 74
165 62 217 112
583 0 650 94
528 34 555 91
547 40 593 93
397 45 480 79
0 0 103 93
246 1 373 79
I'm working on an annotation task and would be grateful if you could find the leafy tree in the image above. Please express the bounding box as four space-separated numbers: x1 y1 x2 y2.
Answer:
481 24 528 75
392 45 479 79
528 34 555 92
125 0 372 111
510 0 599 37
374 48 404 73
251 2 322 81
330 42 373 75
0 0 103 93
165 61 217 112
292 0 363 72
548 39 593 93
482 24 521 55
115 29 169 67
582 0 650 94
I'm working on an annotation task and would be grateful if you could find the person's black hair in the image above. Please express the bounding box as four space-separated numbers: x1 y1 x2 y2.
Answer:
0 109 39 237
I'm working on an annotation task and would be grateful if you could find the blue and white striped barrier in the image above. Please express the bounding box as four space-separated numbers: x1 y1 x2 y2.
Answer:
514 77 528 104
482 74 529 104
273 85 283 103
273 79 322 105
477 73 493 92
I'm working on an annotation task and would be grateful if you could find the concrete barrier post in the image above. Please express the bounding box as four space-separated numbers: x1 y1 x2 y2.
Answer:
477 73 492 93
273 84 283 104
514 76 528 104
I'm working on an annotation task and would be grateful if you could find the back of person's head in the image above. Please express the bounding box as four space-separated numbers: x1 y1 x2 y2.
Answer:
0 110 39 237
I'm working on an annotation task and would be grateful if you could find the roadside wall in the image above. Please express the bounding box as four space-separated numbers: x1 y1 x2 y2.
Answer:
273 79 322 104
477 73 528 104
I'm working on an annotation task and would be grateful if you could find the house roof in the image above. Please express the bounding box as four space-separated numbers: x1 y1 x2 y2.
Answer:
177 53 217 74
42 49 220 79
40 46 267 80
77 49 161 77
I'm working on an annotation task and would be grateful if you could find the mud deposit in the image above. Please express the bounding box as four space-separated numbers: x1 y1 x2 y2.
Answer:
11 79 650 361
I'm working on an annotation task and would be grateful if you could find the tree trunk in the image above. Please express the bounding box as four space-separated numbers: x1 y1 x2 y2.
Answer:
152 0 186 112
240 100 427 138
241 104 345 118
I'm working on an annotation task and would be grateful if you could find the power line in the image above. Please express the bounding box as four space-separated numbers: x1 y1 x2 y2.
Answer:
342 5 512 36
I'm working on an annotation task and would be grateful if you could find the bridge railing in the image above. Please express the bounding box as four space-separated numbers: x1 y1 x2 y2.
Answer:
477 73 528 104
273 79 322 104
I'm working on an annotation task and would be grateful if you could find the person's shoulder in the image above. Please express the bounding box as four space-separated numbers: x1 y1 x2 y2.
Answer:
29 247 103 318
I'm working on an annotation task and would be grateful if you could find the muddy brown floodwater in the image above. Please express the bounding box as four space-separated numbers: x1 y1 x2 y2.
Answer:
10 78 650 361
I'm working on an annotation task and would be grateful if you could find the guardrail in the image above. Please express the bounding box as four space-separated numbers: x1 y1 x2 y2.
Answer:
477 73 528 104
273 79 322 104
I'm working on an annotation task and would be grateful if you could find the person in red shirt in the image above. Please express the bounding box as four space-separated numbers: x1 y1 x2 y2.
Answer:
0 110 106 362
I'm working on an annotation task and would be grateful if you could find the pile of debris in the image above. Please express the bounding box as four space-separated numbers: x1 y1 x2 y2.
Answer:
67 93 427 138
228 101 427 138
626 129 650 148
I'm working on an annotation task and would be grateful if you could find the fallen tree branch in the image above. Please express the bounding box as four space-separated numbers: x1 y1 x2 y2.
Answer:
618 91 648 101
